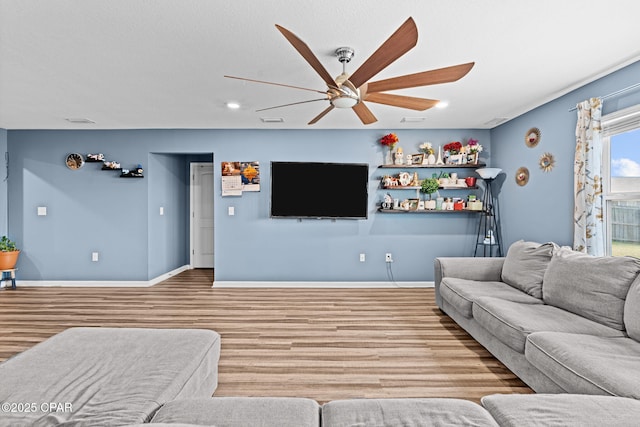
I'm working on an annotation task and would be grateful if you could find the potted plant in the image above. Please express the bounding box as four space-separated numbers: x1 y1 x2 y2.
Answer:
0 236 20 270
420 178 440 210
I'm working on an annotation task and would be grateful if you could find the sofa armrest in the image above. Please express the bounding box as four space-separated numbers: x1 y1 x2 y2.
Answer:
434 257 505 309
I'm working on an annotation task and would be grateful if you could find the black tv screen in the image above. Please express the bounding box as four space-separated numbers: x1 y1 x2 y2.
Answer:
271 161 369 219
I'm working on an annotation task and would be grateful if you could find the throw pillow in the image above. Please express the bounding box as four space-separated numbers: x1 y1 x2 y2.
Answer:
501 240 556 298
542 246 640 330
624 275 640 341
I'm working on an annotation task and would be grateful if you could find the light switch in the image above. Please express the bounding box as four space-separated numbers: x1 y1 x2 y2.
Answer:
92 252 99 262
159 207 164 216
228 206 235 216
37 206 47 216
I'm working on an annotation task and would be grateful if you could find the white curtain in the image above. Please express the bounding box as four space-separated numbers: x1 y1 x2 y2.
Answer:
574 98 604 256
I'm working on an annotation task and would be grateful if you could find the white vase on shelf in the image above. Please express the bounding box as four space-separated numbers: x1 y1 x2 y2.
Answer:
427 154 436 164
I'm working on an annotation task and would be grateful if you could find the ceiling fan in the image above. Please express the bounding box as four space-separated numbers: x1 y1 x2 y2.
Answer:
224 17 474 125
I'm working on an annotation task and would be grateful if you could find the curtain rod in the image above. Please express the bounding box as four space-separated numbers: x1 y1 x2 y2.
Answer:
568 82 640 112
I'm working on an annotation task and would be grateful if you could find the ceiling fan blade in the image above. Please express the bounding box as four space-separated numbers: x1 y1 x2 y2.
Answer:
308 105 335 125
224 75 328 94
348 17 418 88
366 62 475 93
275 25 336 88
365 92 438 111
352 102 377 125
256 98 328 112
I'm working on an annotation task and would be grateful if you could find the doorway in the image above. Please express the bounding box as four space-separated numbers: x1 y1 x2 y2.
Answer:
190 163 214 268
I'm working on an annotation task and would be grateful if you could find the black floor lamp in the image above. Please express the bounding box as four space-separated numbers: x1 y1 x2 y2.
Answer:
474 168 503 257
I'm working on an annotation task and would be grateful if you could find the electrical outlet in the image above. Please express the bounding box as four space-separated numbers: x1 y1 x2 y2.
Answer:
385 253 393 263
359 253 366 262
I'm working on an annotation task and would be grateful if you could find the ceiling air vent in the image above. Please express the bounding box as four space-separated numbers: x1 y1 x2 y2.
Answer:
65 118 95 124
260 117 284 123
484 118 508 127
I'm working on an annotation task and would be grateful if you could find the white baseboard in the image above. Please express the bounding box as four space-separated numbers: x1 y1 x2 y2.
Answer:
15 265 192 287
213 281 434 289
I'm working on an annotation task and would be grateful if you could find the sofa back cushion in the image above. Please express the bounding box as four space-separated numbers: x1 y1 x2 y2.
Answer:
542 247 640 330
501 240 555 299
624 275 640 341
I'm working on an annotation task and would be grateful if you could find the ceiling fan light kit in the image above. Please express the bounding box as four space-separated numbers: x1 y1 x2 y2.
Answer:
225 17 474 125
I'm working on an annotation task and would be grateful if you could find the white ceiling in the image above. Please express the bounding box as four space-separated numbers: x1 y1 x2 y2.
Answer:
1 0 640 130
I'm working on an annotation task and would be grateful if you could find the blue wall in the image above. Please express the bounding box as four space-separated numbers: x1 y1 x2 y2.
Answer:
491 60 640 248
8 128 490 282
147 153 190 279
0 129 6 236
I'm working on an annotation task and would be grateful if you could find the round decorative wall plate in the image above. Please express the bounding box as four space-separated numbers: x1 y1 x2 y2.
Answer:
515 167 529 186
539 152 555 172
398 172 412 186
65 153 85 170
525 127 541 147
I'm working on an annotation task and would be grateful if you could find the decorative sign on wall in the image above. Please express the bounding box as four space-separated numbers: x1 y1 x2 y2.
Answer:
221 161 260 196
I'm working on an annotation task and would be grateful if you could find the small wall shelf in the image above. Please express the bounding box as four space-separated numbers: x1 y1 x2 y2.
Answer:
382 185 479 190
378 163 486 169
378 208 484 214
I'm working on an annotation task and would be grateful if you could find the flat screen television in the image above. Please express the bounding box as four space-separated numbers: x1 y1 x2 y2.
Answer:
270 161 369 219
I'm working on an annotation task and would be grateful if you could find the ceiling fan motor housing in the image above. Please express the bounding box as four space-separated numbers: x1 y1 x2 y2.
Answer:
335 47 355 64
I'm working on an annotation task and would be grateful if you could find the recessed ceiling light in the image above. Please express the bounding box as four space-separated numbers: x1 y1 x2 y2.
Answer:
226 102 241 109
65 118 95 124
400 117 426 123
435 101 449 109
260 117 284 123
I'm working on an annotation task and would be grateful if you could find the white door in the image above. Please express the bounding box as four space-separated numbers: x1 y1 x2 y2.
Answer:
191 163 214 268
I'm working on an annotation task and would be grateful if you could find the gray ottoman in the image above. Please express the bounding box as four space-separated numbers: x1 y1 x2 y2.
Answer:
149 397 320 427
321 398 499 427
0 327 220 427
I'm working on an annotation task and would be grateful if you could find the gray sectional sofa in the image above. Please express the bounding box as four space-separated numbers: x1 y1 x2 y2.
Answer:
4 245 640 427
435 240 640 397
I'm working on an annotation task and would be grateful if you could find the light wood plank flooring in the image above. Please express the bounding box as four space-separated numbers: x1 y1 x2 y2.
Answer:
0 269 532 404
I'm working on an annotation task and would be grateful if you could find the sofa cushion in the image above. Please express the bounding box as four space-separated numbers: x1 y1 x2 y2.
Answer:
526 332 640 399
542 247 640 330
501 240 556 298
472 298 625 353
624 275 640 341
321 398 499 427
150 397 320 427
0 327 221 427
482 393 640 427
440 278 542 318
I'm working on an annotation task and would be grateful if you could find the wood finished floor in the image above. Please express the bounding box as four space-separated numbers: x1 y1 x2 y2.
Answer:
0 269 532 404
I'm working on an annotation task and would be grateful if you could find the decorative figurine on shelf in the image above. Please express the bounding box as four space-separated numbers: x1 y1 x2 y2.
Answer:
121 164 144 178
382 193 393 210
383 175 398 187
394 146 404 165
102 161 121 170
86 153 104 162
436 145 444 165
406 154 413 165
410 172 420 187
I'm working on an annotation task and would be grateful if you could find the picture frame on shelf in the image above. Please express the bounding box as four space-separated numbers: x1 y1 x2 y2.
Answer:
408 199 419 211
467 152 478 164
410 153 424 165
447 154 464 165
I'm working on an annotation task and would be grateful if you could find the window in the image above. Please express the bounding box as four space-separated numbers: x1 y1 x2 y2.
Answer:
602 105 640 257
